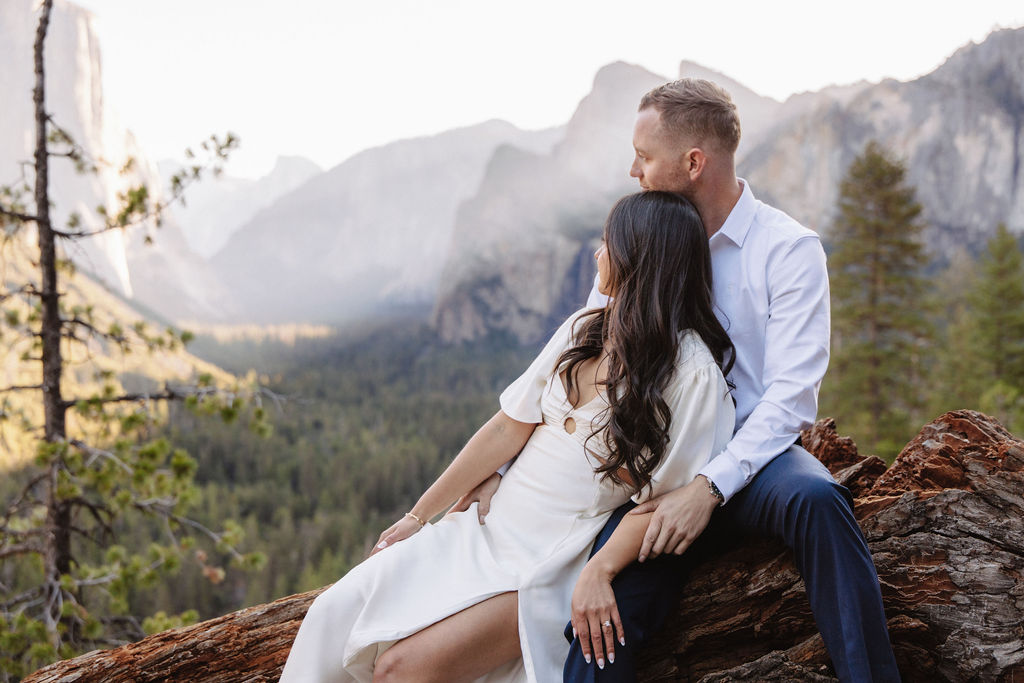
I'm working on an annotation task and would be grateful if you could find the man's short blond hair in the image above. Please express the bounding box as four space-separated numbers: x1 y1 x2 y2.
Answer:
639 78 741 155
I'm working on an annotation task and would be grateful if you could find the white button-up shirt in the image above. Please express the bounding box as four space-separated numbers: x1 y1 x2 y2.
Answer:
587 180 830 502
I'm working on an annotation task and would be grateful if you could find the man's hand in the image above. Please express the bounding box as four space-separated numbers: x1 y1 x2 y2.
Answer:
450 472 502 524
629 476 719 562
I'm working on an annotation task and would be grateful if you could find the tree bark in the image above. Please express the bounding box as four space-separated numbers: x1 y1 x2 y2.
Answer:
32 0 75 642
24 410 1024 682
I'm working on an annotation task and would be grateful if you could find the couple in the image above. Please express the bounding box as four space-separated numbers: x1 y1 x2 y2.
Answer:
280 79 901 682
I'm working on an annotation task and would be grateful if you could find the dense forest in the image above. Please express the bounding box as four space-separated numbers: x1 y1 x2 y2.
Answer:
141 324 536 619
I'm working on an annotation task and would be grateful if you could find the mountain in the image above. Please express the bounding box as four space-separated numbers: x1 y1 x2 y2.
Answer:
210 121 562 324
0 229 233 468
432 29 1024 343
161 156 322 259
434 62 666 343
742 27 1024 255
0 0 236 323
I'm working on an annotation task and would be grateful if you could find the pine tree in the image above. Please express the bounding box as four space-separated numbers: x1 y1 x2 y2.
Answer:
827 140 932 457
968 224 1024 432
0 3 265 676
968 224 1024 383
927 248 985 416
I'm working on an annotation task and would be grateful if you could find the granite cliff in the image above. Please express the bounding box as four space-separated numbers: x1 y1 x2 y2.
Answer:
432 29 1024 344
743 27 1024 257
211 120 561 324
0 0 236 323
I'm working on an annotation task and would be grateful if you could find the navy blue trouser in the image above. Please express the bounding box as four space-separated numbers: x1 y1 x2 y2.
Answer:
562 445 901 682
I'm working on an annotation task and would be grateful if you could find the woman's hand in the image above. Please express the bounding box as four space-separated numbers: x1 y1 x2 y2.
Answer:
570 562 625 670
368 515 424 557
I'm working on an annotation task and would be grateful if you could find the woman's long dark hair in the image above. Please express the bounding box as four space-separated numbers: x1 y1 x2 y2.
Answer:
557 191 734 496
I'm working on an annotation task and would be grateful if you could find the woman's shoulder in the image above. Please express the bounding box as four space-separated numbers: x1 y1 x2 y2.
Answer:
675 329 722 375
550 306 600 342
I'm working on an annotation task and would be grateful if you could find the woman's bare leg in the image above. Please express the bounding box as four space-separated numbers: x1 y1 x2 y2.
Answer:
373 592 520 683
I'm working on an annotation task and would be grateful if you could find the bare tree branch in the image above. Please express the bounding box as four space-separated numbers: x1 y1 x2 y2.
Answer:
0 585 45 612
0 205 41 224
0 384 43 394
0 541 45 560
0 284 41 304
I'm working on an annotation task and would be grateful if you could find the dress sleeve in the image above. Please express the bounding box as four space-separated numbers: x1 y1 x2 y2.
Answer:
499 309 589 424
632 343 736 504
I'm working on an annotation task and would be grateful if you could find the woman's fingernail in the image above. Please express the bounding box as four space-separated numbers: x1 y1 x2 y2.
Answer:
572 628 577 638
598 657 605 669
584 654 591 664
620 636 626 646
377 541 387 549
609 653 615 664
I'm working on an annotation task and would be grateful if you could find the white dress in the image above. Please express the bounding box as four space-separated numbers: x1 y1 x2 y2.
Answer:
279 308 735 682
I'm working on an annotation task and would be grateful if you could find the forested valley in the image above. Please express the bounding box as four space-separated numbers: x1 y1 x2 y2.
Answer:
129 324 534 623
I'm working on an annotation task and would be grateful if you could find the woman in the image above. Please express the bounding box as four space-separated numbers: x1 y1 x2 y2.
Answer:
279 191 736 683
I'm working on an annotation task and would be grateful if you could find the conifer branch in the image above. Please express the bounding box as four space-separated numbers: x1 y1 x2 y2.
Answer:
69 440 132 473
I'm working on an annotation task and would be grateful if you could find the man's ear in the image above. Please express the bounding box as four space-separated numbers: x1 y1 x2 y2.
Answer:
685 147 707 180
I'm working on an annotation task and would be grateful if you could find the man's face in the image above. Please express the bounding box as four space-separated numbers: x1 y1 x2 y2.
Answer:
629 107 692 196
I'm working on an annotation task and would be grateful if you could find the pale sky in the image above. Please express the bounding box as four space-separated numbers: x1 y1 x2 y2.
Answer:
72 0 1024 179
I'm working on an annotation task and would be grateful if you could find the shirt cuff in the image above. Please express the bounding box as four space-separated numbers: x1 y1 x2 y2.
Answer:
496 458 515 477
697 452 746 504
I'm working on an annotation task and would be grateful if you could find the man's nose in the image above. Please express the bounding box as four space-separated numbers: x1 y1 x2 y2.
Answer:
629 161 641 178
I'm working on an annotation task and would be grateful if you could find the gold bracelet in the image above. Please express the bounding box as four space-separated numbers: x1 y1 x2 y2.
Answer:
404 511 426 527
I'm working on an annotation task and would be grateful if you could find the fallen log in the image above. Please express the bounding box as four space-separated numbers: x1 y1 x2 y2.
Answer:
25 410 1024 682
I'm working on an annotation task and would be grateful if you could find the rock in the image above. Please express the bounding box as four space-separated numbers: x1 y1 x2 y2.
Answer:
24 410 1024 682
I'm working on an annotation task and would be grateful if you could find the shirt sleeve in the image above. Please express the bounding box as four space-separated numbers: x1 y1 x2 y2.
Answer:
698 235 830 502
632 347 736 504
499 308 588 424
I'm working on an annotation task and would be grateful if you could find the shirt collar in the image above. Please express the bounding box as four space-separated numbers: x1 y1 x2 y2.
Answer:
711 178 756 247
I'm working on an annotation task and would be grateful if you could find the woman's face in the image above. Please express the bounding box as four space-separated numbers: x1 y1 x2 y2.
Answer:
595 239 613 296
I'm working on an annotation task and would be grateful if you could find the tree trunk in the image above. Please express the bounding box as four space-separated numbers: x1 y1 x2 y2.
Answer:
32 0 74 642
24 410 1024 682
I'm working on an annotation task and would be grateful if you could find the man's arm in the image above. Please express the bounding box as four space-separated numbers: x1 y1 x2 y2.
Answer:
633 235 830 556
698 235 830 501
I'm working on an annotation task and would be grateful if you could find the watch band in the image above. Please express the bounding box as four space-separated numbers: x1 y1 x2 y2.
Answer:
703 475 725 505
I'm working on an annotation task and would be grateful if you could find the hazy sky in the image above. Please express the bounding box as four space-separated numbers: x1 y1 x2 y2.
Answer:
72 0 1024 179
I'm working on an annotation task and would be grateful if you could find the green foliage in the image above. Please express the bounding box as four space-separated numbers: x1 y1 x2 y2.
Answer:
109 322 534 617
0 5 253 675
823 141 932 458
928 226 1024 433
968 224 1024 384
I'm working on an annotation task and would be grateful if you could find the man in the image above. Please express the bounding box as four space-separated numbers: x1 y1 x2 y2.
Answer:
457 78 900 682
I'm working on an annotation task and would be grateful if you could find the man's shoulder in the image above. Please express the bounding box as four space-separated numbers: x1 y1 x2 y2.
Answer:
751 200 820 248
